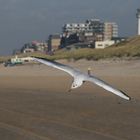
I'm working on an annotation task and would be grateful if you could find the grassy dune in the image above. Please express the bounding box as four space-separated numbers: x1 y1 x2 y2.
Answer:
33 35 140 61
1 36 140 62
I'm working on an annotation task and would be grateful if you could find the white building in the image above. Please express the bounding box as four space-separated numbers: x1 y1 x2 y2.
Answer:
95 40 115 49
22 48 35 53
11 56 33 64
136 9 140 35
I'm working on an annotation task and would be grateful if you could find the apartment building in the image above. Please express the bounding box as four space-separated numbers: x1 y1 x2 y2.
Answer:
63 23 89 34
62 19 118 43
86 19 104 33
63 19 104 35
104 22 118 40
48 34 61 51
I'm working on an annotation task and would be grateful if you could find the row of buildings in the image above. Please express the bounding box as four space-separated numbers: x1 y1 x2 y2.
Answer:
14 19 121 55
48 19 120 51
13 41 48 55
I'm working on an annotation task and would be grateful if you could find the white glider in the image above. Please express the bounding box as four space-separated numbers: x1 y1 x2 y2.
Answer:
32 57 131 100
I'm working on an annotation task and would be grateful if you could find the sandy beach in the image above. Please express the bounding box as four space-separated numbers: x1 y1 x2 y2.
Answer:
0 59 140 140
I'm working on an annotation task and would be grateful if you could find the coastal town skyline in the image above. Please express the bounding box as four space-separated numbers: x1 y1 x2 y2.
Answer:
0 0 139 55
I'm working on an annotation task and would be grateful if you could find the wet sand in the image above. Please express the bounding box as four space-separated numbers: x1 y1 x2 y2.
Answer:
0 59 140 140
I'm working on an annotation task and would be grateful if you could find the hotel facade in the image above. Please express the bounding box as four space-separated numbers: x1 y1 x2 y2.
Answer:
63 19 118 41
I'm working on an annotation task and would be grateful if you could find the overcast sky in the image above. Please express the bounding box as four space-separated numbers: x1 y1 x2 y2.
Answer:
0 0 139 55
